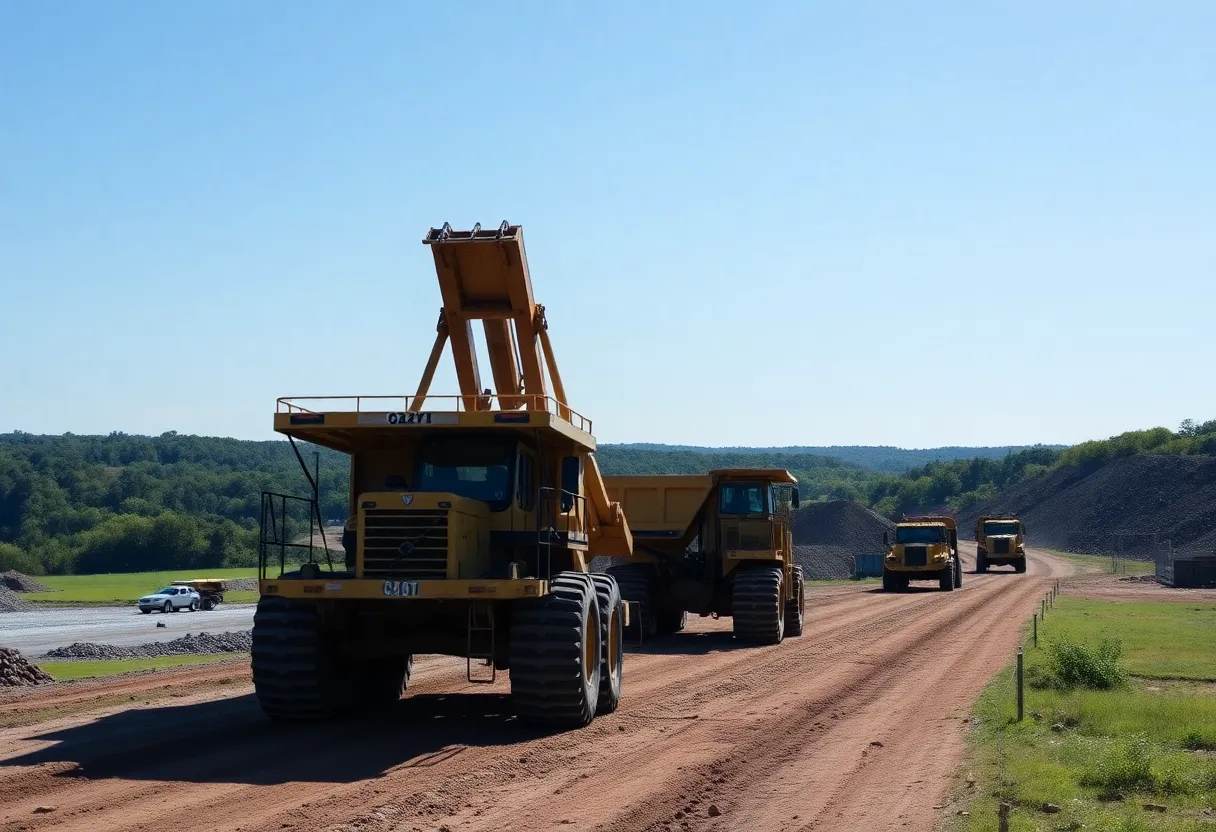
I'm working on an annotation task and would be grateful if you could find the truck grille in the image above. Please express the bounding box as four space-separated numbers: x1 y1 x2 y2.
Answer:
904 546 928 567
725 521 771 551
993 539 1011 555
362 509 448 579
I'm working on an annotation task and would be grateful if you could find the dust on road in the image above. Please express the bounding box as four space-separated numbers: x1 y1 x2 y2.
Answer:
0 549 1073 832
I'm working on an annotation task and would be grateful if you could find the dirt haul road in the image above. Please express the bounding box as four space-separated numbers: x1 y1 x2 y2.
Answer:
0 548 1071 832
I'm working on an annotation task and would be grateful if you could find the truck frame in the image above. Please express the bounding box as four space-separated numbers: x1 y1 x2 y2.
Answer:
253 222 633 730
601 470 805 645
881 515 962 592
975 514 1027 573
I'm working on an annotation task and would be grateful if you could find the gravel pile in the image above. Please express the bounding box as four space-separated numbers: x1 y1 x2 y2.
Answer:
1 571 54 593
43 630 253 661
224 578 259 592
0 586 30 613
793 500 896 579
0 647 54 687
957 455 1216 557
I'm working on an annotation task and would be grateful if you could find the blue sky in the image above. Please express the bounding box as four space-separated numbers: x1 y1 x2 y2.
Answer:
2 1 1213 449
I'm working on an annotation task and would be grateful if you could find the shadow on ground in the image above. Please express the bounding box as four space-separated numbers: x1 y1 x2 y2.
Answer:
2 690 543 785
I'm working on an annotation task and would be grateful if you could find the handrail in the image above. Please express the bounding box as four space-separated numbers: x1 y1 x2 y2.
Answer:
276 394 593 433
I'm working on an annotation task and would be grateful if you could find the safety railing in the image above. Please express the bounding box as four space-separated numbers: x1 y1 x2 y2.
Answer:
535 487 588 579
277 394 593 434
259 491 334 579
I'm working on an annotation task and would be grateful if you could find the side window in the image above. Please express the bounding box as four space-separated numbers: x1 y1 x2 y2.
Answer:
518 452 535 511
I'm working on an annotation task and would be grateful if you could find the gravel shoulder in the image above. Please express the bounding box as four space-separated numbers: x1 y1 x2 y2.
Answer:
0 548 1075 832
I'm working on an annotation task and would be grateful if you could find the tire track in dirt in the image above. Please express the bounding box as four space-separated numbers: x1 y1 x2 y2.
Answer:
0 550 1071 832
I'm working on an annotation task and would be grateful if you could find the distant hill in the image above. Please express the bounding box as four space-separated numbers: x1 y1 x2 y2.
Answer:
604 443 1067 473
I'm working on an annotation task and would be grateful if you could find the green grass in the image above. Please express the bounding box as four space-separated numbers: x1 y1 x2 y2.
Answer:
41 654 244 681
948 597 1216 831
22 565 305 606
809 575 881 587
1044 549 1156 576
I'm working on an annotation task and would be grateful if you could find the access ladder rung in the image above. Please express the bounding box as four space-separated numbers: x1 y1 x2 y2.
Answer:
467 602 496 684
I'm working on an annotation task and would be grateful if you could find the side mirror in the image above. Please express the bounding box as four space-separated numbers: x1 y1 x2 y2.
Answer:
560 456 581 512
792 488 800 509
883 531 889 547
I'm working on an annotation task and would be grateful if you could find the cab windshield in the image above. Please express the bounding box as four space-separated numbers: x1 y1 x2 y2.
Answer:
896 526 946 545
719 484 769 515
983 522 1020 536
414 436 515 511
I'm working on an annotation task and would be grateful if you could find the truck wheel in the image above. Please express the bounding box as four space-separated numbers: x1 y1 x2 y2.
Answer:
656 607 687 634
955 559 963 588
251 595 353 721
163 601 172 614
202 597 216 611
605 563 659 640
509 572 601 729
1015 559 1027 574
590 574 624 715
976 553 988 573
882 571 899 592
356 656 412 709
939 566 955 592
732 566 785 645
784 565 805 637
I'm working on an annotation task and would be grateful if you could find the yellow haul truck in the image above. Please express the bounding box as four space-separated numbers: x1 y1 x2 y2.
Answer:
253 222 634 730
602 470 805 645
976 514 1026 573
881 515 962 592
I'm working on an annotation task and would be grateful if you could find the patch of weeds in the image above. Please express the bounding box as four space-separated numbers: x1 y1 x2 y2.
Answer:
1182 728 1216 752
1033 635 1128 691
1080 736 1155 798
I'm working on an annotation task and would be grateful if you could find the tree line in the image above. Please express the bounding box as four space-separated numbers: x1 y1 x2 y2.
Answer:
1 420 1211 575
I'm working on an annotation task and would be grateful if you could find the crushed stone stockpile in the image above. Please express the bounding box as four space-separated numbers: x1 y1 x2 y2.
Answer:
223 578 259 592
0 586 30 613
793 500 896 579
43 631 253 661
958 454 1216 558
1 570 54 593
0 647 54 687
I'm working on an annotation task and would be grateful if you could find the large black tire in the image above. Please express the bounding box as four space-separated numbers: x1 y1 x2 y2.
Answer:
589 573 624 716
509 572 601 729
251 595 351 720
1015 559 1027 574
955 558 963 588
605 563 659 640
356 656 412 710
656 607 687 634
976 552 988 573
939 565 955 591
732 566 785 645
784 565 805 637
882 570 899 592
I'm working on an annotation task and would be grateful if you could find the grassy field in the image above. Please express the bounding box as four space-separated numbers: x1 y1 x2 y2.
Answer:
1044 549 1156 576
41 654 244 681
23 567 271 606
948 597 1216 831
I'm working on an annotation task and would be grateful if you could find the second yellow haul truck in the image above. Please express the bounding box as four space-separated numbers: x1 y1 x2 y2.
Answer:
881 515 963 592
601 470 806 645
253 222 635 730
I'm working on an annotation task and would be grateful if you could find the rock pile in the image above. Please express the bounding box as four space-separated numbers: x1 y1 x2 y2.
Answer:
793 500 896 579
43 631 253 661
224 578 259 592
1 571 54 593
0 586 30 613
0 647 54 687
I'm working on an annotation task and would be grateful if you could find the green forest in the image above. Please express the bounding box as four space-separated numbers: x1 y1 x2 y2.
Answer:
1 421 1212 576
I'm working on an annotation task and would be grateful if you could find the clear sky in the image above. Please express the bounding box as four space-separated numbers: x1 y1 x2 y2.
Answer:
3 1 1213 449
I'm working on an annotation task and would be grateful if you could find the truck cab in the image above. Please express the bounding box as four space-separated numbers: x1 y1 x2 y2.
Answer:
882 516 962 592
976 515 1026 573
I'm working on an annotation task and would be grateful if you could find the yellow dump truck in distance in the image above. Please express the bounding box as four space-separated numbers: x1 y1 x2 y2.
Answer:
882 515 962 592
602 469 806 645
976 514 1026 573
252 222 631 730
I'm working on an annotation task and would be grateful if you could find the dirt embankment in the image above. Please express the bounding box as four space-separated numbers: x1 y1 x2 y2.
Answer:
958 455 1216 557
0 550 1074 832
